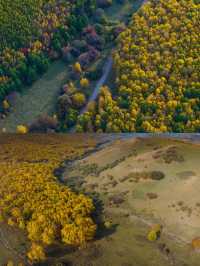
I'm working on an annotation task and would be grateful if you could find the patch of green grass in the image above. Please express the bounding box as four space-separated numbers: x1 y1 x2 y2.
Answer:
0 60 68 132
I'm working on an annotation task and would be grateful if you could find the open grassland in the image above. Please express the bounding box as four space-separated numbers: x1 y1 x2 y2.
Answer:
0 61 68 132
63 136 200 266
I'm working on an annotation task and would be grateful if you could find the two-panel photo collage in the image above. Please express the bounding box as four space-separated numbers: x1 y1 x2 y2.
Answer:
0 0 199 265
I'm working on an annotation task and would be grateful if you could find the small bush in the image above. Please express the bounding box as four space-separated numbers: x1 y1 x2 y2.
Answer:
3 99 10 110
192 238 200 250
97 0 112 8
80 78 90 88
6 261 14 266
147 224 162 241
16 125 28 134
150 171 165 180
147 230 157 241
72 93 86 108
29 115 58 133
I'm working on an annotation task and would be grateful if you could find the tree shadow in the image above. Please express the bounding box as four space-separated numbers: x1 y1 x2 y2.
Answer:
88 191 119 240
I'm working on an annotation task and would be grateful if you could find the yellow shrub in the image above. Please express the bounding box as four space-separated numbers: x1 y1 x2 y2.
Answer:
72 93 86 108
80 78 89 88
78 0 200 133
0 135 97 262
104 220 112 229
74 62 82 73
27 243 46 262
3 99 10 110
7 218 15 226
147 230 157 241
147 224 162 241
192 238 200 250
6 261 14 266
18 263 25 266
16 125 28 134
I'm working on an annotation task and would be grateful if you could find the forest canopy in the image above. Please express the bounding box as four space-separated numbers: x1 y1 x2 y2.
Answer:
0 0 96 102
0 0 43 51
77 0 200 133
0 135 97 262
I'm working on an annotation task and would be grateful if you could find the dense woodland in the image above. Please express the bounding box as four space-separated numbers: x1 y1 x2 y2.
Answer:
0 135 97 263
76 0 200 132
0 0 199 132
0 0 96 105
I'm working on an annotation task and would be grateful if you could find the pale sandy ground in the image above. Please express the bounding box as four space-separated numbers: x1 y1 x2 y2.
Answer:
62 136 200 266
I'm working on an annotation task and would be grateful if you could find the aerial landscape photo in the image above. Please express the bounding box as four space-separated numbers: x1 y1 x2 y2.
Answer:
0 0 200 265
0 134 200 266
0 0 199 133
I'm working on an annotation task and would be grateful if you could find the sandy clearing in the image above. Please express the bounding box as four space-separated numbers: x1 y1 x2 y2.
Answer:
64 137 200 246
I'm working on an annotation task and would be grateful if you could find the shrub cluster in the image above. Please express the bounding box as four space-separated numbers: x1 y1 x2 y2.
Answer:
0 135 97 262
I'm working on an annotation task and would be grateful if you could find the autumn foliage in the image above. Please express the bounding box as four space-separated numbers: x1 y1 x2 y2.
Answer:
0 135 97 262
77 0 200 132
0 0 96 111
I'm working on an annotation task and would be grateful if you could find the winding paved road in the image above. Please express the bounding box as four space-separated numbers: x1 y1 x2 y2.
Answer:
0 0 145 133
69 56 113 132
81 56 113 115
